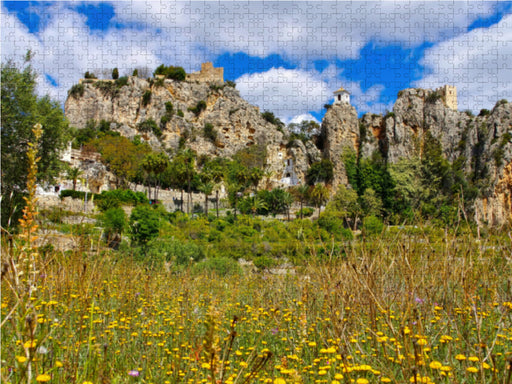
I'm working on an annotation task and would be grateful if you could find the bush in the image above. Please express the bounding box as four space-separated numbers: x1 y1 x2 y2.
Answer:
84 71 97 79
306 159 334 185
165 101 174 115
100 207 126 247
68 84 84 99
362 215 384 236
295 207 314 218
142 90 152 106
129 205 161 246
115 76 128 87
137 119 161 137
188 100 207 116
112 68 119 80
225 80 236 88
153 64 186 81
60 189 87 199
261 111 284 127
142 238 204 267
317 212 353 240
192 257 242 276
132 69 138 77
253 255 276 271
203 123 217 142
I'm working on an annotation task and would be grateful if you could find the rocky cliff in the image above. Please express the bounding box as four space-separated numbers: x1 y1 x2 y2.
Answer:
320 89 512 225
65 76 317 188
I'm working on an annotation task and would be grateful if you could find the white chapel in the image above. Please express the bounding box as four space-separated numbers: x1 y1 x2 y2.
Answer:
333 86 350 104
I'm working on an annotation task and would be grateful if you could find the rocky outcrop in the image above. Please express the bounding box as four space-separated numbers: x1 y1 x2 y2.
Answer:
320 103 359 189
65 76 315 189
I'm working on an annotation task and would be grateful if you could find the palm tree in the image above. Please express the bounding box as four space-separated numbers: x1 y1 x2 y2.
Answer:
67 167 82 191
282 190 294 221
291 184 310 219
198 174 214 216
310 183 329 217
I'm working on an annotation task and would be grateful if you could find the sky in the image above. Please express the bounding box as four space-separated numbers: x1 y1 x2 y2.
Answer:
2 1 512 124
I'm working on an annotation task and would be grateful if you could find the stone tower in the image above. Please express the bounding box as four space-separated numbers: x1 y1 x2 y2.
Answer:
436 85 457 110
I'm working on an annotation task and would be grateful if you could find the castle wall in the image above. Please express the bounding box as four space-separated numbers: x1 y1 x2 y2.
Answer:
186 62 224 84
436 85 457 110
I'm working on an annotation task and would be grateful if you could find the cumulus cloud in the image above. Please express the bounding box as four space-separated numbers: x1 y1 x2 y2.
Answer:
415 14 512 112
288 113 320 126
236 68 331 122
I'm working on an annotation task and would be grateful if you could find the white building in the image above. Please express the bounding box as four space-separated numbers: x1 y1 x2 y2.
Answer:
333 86 350 104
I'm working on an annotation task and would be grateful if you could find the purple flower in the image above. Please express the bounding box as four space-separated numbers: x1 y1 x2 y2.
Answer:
272 327 279 335
415 297 424 304
128 370 140 377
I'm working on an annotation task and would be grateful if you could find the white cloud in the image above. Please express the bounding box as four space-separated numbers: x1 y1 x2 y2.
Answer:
415 13 512 112
288 113 320 126
236 67 331 122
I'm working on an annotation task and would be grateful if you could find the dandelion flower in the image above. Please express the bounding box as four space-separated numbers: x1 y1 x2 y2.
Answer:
356 379 369 384
16 356 27 363
455 354 466 361
274 379 286 384
36 374 51 382
468 356 479 362
466 367 478 373
429 361 442 369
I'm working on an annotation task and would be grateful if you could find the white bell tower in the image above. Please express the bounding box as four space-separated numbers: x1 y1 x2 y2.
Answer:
333 86 350 104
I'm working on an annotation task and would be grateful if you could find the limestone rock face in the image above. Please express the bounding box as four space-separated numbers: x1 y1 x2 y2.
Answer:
65 76 306 188
320 103 359 189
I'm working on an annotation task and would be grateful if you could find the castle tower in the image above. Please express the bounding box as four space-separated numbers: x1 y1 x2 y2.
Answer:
333 86 350 105
436 85 457 110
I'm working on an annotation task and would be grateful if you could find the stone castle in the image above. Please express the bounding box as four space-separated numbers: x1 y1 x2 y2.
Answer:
435 85 457 110
186 62 224 84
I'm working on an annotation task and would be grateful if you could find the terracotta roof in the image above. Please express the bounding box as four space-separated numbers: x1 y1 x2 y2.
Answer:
333 86 349 94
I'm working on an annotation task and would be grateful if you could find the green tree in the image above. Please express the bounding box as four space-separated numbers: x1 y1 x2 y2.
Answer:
359 187 383 217
129 205 160 246
67 166 82 191
198 172 214 216
1 54 70 227
327 184 361 229
306 159 334 185
100 207 126 248
291 184 310 219
141 152 169 201
310 183 329 217
112 67 119 80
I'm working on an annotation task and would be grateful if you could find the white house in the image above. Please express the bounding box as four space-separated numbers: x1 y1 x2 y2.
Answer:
333 86 350 104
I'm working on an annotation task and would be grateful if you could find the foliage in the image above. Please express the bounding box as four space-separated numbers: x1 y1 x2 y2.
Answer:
142 90 152 106
225 80 236 88
295 207 314 218
153 64 187 81
188 100 207 116
68 83 85 99
426 91 441 103
1 57 71 228
137 119 161 137
203 122 217 142
100 207 126 246
129 204 161 246
233 144 267 169
317 211 354 240
261 110 284 128
306 159 334 185
84 71 96 79
91 134 151 187
362 215 384 236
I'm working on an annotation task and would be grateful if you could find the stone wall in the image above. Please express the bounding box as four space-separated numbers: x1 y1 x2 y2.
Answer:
186 62 224 84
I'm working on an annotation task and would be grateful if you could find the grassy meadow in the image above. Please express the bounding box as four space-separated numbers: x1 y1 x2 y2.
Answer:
2 209 512 383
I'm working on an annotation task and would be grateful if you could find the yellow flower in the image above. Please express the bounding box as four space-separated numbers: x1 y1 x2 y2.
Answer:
16 356 27 363
455 354 466 361
36 374 51 382
308 341 317 347
356 379 369 384
201 362 211 369
429 361 442 369
466 366 478 373
274 379 286 384
381 378 392 383
23 340 37 349
468 356 479 362
55 361 63 367
334 374 344 380
416 338 427 346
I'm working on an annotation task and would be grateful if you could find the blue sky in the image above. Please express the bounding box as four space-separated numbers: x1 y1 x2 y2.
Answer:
2 1 512 123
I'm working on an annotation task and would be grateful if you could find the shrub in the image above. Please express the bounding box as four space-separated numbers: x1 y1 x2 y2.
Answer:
100 207 126 247
153 64 186 81
60 189 87 199
253 255 276 271
129 205 161 246
192 257 242 276
137 119 161 137
177 109 184 117
295 207 314 218
84 71 97 79
317 212 353 240
112 68 119 80
165 101 174 115
115 76 129 87
362 215 384 236
203 123 217 142
142 90 152 106
324 104 332 110
261 111 284 127
478 109 490 117
68 84 84 99
93 81 118 97
132 69 138 77
188 100 207 116
306 159 334 185
225 80 236 88
426 92 441 103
